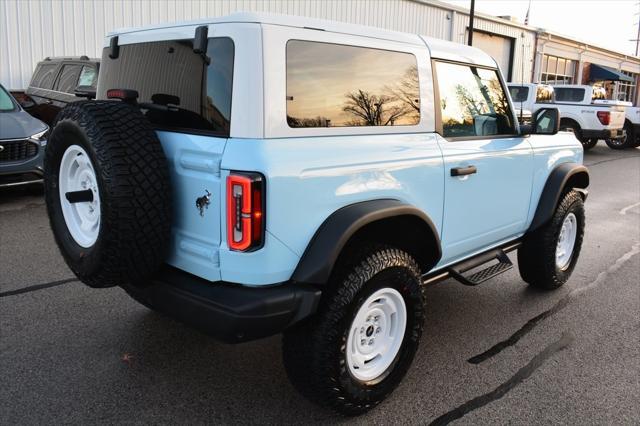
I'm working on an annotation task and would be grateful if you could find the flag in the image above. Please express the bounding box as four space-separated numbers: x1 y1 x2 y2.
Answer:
524 0 531 25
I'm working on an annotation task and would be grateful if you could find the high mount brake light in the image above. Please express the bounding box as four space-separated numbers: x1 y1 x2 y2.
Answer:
226 172 265 252
106 89 139 104
596 111 611 125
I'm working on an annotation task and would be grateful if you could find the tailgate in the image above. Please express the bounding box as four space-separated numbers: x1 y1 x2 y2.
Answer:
607 106 625 129
157 131 227 282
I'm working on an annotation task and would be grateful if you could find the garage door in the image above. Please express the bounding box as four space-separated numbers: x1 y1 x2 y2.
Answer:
471 31 514 80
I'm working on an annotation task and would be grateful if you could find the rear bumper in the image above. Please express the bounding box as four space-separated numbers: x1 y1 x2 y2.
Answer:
582 128 625 140
124 266 321 343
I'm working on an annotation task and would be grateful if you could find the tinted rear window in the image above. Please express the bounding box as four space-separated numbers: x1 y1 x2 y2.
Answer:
55 64 82 93
98 37 234 136
286 40 420 128
554 88 585 102
31 63 58 89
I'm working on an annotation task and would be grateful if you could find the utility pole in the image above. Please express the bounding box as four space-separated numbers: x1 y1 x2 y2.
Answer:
468 0 475 46
636 15 639 56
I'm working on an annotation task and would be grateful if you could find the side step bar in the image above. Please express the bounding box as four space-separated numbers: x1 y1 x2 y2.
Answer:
422 240 521 287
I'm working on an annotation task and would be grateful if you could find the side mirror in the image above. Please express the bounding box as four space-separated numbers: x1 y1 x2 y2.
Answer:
17 97 36 110
74 85 96 99
521 107 560 136
533 107 560 135
15 95 36 110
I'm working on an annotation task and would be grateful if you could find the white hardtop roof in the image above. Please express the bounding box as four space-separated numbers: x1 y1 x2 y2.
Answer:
107 11 497 68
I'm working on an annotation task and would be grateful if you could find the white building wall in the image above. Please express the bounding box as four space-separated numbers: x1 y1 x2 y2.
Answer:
2 0 636 92
1 0 539 90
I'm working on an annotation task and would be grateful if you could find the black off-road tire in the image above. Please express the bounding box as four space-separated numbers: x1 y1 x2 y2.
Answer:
282 246 425 416
629 122 640 148
518 190 585 290
581 138 598 151
44 101 171 288
606 121 635 150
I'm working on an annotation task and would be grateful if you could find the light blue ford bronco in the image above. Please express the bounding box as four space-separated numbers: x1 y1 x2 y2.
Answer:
44 13 589 415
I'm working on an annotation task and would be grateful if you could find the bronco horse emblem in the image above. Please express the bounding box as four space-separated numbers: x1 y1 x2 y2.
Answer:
195 190 211 217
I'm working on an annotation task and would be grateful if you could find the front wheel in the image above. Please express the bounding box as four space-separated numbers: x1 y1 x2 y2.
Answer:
518 190 585 290
282 246 425 415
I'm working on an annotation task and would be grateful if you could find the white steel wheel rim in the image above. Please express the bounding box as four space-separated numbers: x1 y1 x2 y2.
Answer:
58 145 100 248
346 287 407 382
556 212 577 270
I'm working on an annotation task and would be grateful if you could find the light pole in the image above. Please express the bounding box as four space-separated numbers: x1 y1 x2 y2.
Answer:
468 0 475 46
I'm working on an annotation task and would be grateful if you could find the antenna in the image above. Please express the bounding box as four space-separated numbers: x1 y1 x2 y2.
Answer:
520 32 526 124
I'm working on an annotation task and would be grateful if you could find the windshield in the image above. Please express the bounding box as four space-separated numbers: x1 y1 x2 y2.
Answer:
0 85 17 112
98 37 234 136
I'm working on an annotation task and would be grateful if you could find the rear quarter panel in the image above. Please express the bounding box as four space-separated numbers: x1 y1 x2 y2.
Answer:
221 134 445 285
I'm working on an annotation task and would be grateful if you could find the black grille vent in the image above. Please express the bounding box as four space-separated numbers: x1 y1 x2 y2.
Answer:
0 139 39 163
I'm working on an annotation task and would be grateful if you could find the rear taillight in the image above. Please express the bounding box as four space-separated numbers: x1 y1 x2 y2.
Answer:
226 172 265 252
596 111 610 125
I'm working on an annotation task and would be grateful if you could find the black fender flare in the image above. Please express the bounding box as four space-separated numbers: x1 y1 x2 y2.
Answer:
291 199 442 285
528 162 589 232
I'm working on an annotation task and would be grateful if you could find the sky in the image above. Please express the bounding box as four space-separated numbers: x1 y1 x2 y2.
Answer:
441 0 640 56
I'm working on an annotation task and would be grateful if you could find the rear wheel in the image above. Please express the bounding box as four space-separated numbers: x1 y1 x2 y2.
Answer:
605 121 631 149
629 122 640 148
282 246 425 415
606 120 636 149
605 137 628 149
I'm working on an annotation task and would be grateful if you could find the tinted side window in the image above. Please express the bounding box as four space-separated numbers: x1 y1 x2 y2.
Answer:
435 61 516 138
98 37 233 135
55 64 82 93
554 88 585 102
286 40 420 128
78 66 98 88
30 63 58 89
509 86 529 103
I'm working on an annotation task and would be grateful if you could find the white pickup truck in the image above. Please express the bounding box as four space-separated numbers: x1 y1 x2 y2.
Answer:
508 83 626 150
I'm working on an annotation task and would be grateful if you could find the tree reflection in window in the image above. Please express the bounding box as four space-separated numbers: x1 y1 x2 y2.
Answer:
436 61 515 138
286 41 420 128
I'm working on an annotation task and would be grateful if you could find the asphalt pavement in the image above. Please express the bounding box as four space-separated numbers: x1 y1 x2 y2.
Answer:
1 143 639 425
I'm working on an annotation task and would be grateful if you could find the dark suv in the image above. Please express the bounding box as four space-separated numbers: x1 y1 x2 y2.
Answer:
12 56 99 126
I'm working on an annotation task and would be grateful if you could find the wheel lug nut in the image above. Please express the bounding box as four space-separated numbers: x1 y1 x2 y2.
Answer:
360 339 366 345
376 327 381 334
360 327 364 334
368 339 374 345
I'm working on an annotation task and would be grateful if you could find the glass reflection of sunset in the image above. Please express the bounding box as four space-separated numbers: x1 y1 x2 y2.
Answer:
287 41 420 127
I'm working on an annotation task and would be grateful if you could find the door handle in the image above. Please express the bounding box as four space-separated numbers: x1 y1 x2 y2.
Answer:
43 100 53 105
450 165 477 177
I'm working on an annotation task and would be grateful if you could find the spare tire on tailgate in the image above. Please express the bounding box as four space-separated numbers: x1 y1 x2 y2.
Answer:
44 100 171 288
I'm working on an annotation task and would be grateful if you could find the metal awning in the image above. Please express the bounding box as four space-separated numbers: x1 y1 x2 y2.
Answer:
589 64 634 82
